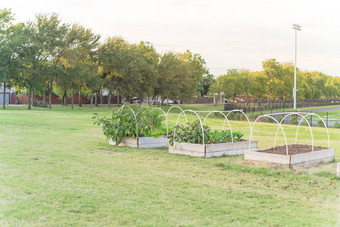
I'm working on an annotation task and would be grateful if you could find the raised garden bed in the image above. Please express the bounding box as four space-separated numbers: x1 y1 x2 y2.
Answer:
170 140 258 158
109 136 169 148
244 144 335 169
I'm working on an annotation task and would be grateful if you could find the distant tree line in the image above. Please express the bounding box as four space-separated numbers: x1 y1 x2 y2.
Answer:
0 9 210 109
1 9 339 110
209 59 340 105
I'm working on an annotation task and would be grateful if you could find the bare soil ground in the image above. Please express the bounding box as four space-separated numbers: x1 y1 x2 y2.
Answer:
259 144 328 155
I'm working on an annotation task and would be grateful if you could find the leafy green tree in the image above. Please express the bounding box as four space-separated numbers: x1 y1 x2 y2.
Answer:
35 14 69 109
60 24 100 109
198 74 215 97
0 9 22 109
251 72 267 105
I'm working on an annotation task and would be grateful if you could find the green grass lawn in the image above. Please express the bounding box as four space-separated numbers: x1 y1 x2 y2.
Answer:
0 105 339 226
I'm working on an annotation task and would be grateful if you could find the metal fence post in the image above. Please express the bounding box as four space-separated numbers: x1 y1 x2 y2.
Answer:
311 114 313 127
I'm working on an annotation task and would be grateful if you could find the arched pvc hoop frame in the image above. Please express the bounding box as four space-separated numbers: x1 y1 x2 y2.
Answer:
200 110 252 143
225 110 253 142
155 107 169 135
174 110 205 145
166 106 188 123
164 106 189 136
202 111 233 141
250 114 289 155
272 112 314 151
297 113 331 149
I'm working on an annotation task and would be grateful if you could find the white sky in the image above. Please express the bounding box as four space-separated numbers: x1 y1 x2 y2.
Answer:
1 0 340 77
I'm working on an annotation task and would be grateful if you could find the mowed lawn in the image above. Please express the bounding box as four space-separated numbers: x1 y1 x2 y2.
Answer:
0 105 339 226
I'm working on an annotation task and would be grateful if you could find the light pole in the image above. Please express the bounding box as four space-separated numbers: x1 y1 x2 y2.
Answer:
292 24 301 109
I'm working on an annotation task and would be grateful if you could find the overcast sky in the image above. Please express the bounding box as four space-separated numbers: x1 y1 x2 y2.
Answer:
1 0 340 76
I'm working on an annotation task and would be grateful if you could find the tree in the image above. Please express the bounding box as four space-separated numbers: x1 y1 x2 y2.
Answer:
17 15 61 109
179 50 209 95
198 74 215 97
35 14 69 109
98 37 134 100
0 9 18 109
59 24 100 109
155 51 201 103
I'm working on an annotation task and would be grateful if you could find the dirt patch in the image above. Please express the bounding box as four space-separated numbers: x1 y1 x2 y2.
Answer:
258 144 328 155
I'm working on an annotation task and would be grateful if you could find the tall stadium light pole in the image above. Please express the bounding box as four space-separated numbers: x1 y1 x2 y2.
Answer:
292 24 301 109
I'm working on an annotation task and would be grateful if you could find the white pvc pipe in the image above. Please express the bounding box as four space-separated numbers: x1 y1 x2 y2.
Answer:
202 110 234 142
251 115 289 155
166 106 188 123
155 107 168 135
225 110 253 143
272 112 314 151
297 113 331 148
174 110 205 145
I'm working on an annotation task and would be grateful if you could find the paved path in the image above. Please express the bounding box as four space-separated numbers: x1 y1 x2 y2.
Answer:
299 106 340 113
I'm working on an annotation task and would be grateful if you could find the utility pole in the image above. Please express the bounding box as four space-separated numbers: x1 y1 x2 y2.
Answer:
292 24 301 109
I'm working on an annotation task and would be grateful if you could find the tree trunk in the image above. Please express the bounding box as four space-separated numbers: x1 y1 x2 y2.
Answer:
116 95 120 105
28 90 32 110
166 98 169 106
49 81 52 109
31 91 34 107
95 92 98 107
90 93 94 109
71 88 74 109
43 94 46 103
108 93 111 107
100 92 103 104
246 94 249 107
63 90 67 106
2 82 6 109
161 97 164 107
78 89 82 107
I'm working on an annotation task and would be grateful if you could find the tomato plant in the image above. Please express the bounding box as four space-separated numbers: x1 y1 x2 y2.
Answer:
94 105 166 145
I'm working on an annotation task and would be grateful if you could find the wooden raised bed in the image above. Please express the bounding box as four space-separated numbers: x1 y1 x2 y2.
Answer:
169 140 258 158
244 144 335 169
109 136 169 148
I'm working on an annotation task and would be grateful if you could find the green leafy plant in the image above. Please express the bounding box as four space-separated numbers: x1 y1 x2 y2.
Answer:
169 120 243 145
94 105 166 145
267 117 274 123
334 122 340 129
234 113 241 121
317 120 325 128
303 118 311 126
290 116 298 125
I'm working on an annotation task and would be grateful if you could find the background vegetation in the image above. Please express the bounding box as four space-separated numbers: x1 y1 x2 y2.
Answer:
1 8 340 112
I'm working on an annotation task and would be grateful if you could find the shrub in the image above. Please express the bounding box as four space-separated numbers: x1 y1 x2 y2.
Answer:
317 120 325 128
290 116 298 125
228 112 235 120
267 117 274 123
33 100 48 107
248 113 254 121
213 112 224 119
303 119 312 127
234 113 241 121
278 117 283 123
334 122 340 129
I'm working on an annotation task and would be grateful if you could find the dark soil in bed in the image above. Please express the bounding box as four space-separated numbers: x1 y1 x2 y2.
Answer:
258 144 328 155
